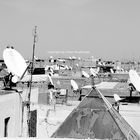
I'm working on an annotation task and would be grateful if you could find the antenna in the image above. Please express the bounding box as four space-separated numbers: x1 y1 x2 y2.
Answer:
27 26 38 137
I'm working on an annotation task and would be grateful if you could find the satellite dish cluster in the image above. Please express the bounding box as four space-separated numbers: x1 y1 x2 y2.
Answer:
3 46 140 105
81 68 99 78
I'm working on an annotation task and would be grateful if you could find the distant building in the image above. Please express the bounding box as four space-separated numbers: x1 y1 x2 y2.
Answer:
81 58 96 68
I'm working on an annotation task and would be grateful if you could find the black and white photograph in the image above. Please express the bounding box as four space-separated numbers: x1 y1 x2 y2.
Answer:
0 0 140 139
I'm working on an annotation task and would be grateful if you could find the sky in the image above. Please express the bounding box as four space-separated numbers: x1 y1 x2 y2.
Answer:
0 0 140 61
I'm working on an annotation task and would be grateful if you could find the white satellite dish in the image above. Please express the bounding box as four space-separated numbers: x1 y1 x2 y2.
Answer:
129 70 140 92
50 56 53 59
48 75 54 85
110 68 114 73
96 67 100 73
76 64 79 67
65 65 69 70
50 68 54 74
72 56 76 60
90 68 97 77
70 80 78 91
69 66 72 70
82 71 90 78
3 47 27 79
114 94 122 102
78 57 81 60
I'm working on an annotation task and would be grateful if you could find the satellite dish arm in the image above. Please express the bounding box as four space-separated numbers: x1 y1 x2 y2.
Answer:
27 26 37 137
20 62 31 80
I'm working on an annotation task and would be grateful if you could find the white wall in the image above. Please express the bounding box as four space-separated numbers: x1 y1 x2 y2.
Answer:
0 91 22 137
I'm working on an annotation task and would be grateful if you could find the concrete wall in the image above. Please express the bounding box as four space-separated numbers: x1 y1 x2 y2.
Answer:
0 92 22 137
17 83 49 105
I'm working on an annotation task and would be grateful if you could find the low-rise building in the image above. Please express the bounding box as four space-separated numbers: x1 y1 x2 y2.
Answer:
0 90 22 137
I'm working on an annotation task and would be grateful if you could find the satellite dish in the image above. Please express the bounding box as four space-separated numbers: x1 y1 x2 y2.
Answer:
114 94 121 102
82 71 90 78
78 57 81 60
70 80 78 91
90 68 97 77
65 65 69 70
50 68 54 74
72 56 76 59
96 67 100 73
34 55 38 60
129 70 140 92
48 74 54 85
76 64 79 67
50 56 53 59
3 47 27 78
110 68 114 73
69 66 72 70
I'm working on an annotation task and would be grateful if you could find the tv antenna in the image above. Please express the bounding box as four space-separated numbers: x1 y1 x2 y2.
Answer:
27 26 38 137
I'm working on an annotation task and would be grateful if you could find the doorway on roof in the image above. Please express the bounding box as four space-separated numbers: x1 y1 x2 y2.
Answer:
4 117 10 137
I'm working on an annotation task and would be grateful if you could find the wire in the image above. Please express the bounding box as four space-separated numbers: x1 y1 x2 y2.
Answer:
39 108 61 137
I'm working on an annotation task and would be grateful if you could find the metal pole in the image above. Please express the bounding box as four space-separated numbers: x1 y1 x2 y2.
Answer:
27 26 37 137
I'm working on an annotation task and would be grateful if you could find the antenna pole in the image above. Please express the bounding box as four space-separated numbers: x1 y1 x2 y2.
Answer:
27 26 37 137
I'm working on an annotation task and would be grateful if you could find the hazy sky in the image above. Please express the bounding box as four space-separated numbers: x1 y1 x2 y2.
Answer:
0 0 140 60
